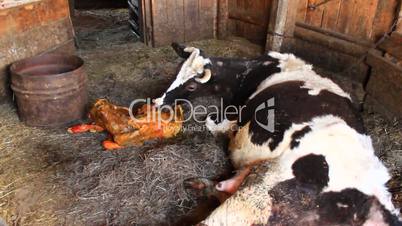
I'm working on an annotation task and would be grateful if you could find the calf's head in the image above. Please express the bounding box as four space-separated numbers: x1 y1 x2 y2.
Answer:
153 43 213 107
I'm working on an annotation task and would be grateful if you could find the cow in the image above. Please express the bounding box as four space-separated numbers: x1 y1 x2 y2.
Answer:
153 43 401 226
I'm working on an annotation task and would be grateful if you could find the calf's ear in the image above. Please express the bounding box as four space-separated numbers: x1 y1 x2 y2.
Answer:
171 42 191 58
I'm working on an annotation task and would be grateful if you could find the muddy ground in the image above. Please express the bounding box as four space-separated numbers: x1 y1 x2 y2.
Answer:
0 9 401 226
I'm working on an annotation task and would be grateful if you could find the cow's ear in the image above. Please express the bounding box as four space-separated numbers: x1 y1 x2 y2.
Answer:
171 42 191 58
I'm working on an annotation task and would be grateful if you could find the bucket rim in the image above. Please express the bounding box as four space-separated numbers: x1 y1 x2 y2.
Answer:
10 53 85 78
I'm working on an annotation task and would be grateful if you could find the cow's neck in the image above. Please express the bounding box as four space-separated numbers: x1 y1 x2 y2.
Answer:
209 57 253 104
209 56 280 107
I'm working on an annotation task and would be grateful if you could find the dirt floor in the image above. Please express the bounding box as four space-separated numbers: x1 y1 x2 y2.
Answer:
0 9 401 226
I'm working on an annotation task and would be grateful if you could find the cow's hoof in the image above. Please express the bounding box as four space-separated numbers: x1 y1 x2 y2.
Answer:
183 177 217 199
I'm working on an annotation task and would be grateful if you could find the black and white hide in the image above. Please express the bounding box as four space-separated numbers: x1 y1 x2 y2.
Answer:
153 44 401 226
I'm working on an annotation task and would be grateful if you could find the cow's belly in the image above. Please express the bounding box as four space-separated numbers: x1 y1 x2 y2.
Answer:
229 117 311 168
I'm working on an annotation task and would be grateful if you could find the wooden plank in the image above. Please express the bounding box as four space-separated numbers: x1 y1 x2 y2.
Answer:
296 22 375 47
217 0 229 39
184 0 200 42
321 0 342 30
234 19 267 45
293 25 370 57
296 0 308 22
378 32 402 60
336 0 379 39
150 0 166 46
336 0 357 34
0 0 70 35
228 0 270 26
226 0 271 46
354 0 379 39
290 37 370 83
142 0 153 46
199 0 216 40
169 0 185 43
397 3 402 33
229 8 267 26
366 50 402 120
371 0 398 41
305 0 324 27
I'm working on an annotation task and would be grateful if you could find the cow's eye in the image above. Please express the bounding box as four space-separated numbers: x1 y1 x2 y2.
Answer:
186 83 197 92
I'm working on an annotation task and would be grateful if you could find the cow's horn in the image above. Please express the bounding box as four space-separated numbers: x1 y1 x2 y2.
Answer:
195 69 212 83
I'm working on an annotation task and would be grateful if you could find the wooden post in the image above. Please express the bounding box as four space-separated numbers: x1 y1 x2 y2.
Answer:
68 0 75 16
396 2 402 33
216 0 229 39
265 0 299 52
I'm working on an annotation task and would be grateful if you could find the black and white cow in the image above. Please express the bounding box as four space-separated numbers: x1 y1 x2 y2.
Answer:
153 43 401 226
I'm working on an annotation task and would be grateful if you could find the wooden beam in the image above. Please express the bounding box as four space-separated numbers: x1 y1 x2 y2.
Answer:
293 26 370 57
296 22 375 48
265 0 300 52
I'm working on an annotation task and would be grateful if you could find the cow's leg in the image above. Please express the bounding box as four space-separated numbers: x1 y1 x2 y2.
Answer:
184 167 251 204
215 167 251 195
201 177 273 226
184 177 230 203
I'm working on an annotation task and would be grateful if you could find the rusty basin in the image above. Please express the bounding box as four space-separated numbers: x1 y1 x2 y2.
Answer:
10 54 88 127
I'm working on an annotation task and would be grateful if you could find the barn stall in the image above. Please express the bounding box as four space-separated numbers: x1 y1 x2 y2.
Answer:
0 0 401 225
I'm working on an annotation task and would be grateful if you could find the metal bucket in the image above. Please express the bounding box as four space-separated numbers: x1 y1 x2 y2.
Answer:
10 54 88 127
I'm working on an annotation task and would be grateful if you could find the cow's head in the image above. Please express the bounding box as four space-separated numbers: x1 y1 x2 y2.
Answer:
153 43 213 107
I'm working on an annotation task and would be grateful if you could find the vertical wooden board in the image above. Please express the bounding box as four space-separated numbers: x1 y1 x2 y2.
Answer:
199 0 216 40
336 0 356 34
362 0 380 39
217 0 229 38
296 0 308 22
345 0 379 39
397 3 402 33
142 0 153 46
184 0 200 41
150 0 167 46
254 0 270 24
305 0 324 27
226 0 273 46
228 0 236 13
371 0 398 41
177 0 186 42
167 0 185 43
321 0 342 30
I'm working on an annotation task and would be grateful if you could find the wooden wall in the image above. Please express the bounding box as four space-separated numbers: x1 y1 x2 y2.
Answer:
141 0 273 47
296 0 397 42
143 0 218 47
228 0 272 45
0 0 76 101
289 0 399 83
